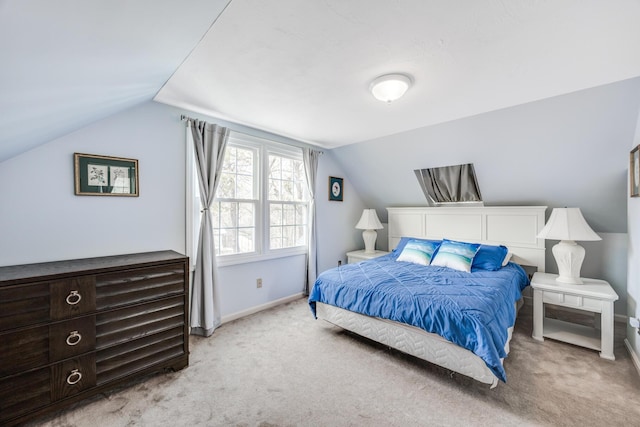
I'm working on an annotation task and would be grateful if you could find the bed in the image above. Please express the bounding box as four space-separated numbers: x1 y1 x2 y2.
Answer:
309 206 547 388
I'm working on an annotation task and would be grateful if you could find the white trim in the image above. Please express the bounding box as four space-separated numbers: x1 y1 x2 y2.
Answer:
217 247 306 267
221 293 304 324
625 338 640 378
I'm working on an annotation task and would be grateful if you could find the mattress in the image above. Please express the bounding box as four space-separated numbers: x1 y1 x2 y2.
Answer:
309 252 529 382
316 300 522 387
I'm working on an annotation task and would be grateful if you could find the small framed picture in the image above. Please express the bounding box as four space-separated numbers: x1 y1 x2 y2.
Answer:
329 176 343 201
631 145 640 197
74 153 139 196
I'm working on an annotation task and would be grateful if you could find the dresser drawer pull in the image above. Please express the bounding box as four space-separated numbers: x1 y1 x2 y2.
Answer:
65 290 82 305
66 330 82 346
66 369 83 385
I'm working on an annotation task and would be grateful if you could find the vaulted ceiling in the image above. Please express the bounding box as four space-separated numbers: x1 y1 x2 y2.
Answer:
2 0 640 163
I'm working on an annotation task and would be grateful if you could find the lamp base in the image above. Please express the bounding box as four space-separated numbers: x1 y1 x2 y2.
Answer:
362 229 378 254
552 240 585 285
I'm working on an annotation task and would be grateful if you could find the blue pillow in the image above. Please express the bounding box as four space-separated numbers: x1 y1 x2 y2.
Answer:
471 244 509 271
430 239 480 273
396 239 441 265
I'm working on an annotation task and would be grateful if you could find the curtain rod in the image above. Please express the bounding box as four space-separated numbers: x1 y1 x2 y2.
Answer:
180 115 323 154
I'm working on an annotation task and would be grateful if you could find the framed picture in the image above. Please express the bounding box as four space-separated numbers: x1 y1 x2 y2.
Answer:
74 153 139 196
329 176 343 201
632 145 640 197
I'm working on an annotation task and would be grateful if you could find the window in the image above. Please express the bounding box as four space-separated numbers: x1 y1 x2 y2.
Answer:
187 130 309 266
212 145 258 255
268 153 308 250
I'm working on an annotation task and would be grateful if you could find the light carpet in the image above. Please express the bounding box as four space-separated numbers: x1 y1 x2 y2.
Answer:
30 298 640 426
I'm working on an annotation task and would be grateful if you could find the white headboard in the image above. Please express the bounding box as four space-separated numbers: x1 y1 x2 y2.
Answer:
387 206 547 272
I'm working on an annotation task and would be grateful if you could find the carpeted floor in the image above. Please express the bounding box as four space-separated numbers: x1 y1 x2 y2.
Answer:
29 298 640 427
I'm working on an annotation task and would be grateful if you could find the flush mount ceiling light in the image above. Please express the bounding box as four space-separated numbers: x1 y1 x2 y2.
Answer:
369 73 412 103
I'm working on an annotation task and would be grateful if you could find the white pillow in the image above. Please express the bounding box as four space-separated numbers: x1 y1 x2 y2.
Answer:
502 252 513 267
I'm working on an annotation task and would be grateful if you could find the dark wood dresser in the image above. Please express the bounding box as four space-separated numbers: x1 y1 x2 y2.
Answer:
0 251 189 426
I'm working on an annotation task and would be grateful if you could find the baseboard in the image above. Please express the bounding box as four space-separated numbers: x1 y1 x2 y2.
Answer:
221 293 305 324
625 338 640 378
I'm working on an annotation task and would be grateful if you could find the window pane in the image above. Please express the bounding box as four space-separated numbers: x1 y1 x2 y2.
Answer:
270 203 283 226
295 225 306 246
270 226 282 249
283 225 295 247
283 204 295 225
219 202 237 228
236 148 253 174
218 173 235 198
281 158 293 180
218 228 237 255
238 203 254 227
238 228 254 253
236 174 253 199
269 156 281 179
222 147 237 173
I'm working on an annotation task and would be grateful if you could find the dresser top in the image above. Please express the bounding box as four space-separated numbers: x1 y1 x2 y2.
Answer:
0 250 187 285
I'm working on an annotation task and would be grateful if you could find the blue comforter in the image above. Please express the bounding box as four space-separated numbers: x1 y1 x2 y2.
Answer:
308 253 529 382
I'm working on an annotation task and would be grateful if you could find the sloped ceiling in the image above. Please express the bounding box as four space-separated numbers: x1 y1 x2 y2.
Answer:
2 1 640 163
0 0 230 162
155 0 640 147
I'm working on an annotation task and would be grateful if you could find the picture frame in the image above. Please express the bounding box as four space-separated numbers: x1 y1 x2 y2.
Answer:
329 176 343 201
74 153 139 196
631 145 640 197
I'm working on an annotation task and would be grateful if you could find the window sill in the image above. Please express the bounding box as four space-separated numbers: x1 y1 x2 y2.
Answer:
216 247 307 267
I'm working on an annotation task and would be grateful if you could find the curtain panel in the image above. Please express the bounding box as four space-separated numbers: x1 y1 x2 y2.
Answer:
303 148 321 295
189 119 229 337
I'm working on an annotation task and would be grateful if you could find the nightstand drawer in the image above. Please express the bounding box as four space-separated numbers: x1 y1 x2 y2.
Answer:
542 291 603 312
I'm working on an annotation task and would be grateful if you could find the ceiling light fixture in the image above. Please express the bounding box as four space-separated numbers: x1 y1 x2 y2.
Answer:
369 73 412 103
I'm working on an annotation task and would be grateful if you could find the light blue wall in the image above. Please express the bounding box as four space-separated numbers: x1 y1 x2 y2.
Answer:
0 101 186 265
0 100 361 320
331 77 640 315
627 104 640 364
2 78 640 320
332 77 640 233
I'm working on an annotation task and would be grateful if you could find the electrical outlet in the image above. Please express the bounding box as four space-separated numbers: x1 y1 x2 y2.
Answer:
256 278 262 288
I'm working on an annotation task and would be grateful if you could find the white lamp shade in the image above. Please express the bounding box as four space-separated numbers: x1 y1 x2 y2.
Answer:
370 74 411 103
537 207 600 285
355 209 383 230
536 208 601 241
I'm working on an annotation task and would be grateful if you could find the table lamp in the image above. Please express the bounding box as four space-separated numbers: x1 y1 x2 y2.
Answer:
355 209 383 254
536 207 601 284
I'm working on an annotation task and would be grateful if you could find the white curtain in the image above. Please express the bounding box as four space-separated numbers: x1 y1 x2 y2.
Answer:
303 148 321 295
189 119 229 337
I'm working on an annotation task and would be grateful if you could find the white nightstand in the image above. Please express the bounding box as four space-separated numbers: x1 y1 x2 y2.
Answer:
531 272 619 360
346 250 389 264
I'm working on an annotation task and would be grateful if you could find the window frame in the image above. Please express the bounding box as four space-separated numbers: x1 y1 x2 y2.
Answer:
186 128 309 269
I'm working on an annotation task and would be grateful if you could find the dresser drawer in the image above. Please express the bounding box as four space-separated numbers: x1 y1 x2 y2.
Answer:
50 276 96 320
50 353 96 401
50 316 96 361
0 326 49 377
0 282 50 331
0 367 50 424
96 263 186 310
96 296 185 349
0 251 188 426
